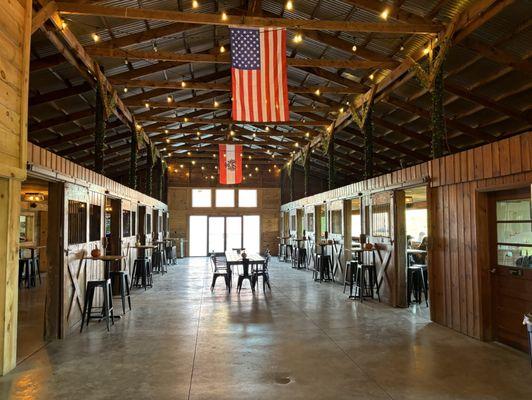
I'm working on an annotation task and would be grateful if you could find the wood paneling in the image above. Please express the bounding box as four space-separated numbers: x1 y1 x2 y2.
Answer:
281 132 532 341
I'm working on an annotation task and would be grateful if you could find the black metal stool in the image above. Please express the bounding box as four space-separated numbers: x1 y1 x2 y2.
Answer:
296 248 307 269
152 250 167 274
314 254 332 282
352 263 380 302
407 265 428 306
344 260 357 296
110 271 132 314
80 279 114 332
131 257 153 290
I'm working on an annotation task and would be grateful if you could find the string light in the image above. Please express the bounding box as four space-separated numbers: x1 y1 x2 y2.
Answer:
285 1 293 11
423 46 430 55
221 12 228 21
369 73 375 80
144 101 150 108
153 42 158 52
166 138 170 143
187 151 192 156
305 132 310 138
164 129 169 134
191 160 196 165
213 100 219 107
167 95 173 103
293 33 303 43
212 154 216 158
294 142 299 147
352 44 357 52
255 167 259 172
230 130 235 136
400 45 405 51
219 45 226 53
314 89 321 96
265 127 270 132
196 131 201 137
252 133 256 138
123 87 128 93
181 81 186 88
180 164 184 169
135 123 141 130
192 0 199 9
91 33 100 42
60 20 68 30
184 117 189 122
248 155 252 160
380 8 389 20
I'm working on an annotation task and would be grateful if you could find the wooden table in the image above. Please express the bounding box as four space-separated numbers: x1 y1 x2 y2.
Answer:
224 251 265 274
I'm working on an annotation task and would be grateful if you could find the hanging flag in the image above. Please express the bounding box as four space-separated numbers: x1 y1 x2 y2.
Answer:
219 144 243 185
230 27 289 122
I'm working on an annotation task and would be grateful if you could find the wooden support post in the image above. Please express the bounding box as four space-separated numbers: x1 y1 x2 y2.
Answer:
431 48 445 159
129 129 137 190
146 147 154 197
94 82 106 174
289 166 294 202
304 151 310 197
328 132 336 190
163 167 168 204
364 106 374 180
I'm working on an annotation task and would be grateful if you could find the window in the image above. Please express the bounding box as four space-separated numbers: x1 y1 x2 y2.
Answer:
19 214 35 243
496 199 531 267
123 210 131 237
238 189 257 207
290 215 296 231
146 213 152 234
243 215 260 254
372 194 391 237
216 189 235 207
131 211 136 236
331 210 342 234
68 201 87 244
89 205 101 242
351 198 361 238
192 189 211 207
306 213 314 232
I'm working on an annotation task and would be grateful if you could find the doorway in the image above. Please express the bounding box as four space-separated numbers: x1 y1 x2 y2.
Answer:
189 215 261 256
403 186 429 317
489 187 531 351
105 197 121 255
17 177 55 362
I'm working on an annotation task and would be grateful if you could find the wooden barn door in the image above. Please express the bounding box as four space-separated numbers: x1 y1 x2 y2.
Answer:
63 183 91 335
489 187 532 351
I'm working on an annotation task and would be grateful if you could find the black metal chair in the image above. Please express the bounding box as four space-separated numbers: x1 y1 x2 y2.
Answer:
210 254 231 291
237 258 253 293
251 253 271 292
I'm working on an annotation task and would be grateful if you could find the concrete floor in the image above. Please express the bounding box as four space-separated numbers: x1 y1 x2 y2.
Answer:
1 257 531 400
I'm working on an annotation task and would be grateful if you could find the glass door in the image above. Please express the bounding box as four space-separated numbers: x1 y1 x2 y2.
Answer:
189 216 208 256
243 215 260 254
208 216 225 254
226 216 243 251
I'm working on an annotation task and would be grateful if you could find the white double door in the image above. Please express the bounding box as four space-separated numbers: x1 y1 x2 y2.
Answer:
189 215 260 256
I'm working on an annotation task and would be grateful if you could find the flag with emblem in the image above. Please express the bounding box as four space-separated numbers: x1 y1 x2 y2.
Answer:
219 144 243 185
230 27 289 122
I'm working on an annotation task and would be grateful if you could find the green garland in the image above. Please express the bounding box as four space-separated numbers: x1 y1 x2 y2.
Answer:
157 157 164 201
94 83 106 174
321 131 331 153
363 104 374 180
407 38 450 92
129 127 137 189
146 144 154 197
302 146 311 197
350 86 377 129
431 46 446 159
328 132 336 190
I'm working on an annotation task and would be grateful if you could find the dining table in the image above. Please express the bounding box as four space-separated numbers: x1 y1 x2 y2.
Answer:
224 251 265 275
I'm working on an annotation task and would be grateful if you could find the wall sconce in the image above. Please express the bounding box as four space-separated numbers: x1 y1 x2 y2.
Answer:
23 193 45 202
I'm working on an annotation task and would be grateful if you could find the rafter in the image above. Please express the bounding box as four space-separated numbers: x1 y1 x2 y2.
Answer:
57 3 443 33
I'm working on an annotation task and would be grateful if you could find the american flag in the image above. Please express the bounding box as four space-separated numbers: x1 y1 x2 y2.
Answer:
230 27 289 122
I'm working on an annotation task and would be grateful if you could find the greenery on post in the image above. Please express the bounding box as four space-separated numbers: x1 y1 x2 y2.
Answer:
146 144 154 197
431 48 445 159
327 132 336 190
128 128 137 189
363 105 374 180
94 84 106 174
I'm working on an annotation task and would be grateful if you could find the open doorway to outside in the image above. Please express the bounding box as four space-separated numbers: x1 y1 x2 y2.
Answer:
18 177 56 363
404 186 429 318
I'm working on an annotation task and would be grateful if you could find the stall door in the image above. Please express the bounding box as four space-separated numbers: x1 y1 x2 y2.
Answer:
490 188 532 351
63 183 92 335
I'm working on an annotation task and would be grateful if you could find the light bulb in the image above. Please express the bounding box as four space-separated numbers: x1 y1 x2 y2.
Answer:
123 87 128 93
219 45 226 53
352 45 357 52
192 0 199 9
167 95 173 103
380 8 389 20
91 33 100 42
221 12 228 21
286 1 293 11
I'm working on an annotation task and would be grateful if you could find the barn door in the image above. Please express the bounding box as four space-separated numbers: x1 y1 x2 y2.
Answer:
489 188 532 351
63 183 91 334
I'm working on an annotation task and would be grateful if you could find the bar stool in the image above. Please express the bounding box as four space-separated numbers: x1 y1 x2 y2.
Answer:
352 263 380 302
408 264 428 306
344 260 357 296
296 248 307 269
278 243 286 262
80 279 115 332
110 270 132 314
152 249 167 274
285 244 293 263
314 254 332 282
131 257 152 290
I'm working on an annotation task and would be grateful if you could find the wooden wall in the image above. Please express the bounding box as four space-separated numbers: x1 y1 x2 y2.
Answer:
0 0 31 375
168 186 280 256
281 132 532 341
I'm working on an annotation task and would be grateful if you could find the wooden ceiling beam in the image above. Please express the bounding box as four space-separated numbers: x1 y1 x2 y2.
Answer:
56 3 443 33
30 53 66 72
460 37 532 73
109 77 363 94
136 117 330 127
29 82 92 106
87 47 398 69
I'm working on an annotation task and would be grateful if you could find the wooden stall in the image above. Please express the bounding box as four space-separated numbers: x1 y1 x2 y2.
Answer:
27 143 167 337
281 132 532 347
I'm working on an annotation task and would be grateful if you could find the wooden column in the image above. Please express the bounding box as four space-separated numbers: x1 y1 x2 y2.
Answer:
94 81 106 174
157 157 163 201
363 106 374 180
163 166 168 204
328 133 336 190
0 0 31 376
304 150 311 197
289 165 294 202
146 147 154 197
129 129 137 189
431 49 445 159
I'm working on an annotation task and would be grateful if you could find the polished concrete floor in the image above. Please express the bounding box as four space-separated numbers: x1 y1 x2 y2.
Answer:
1 257 531 399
